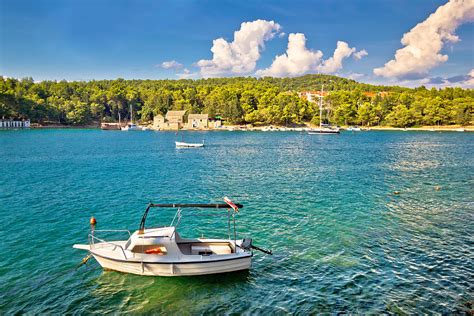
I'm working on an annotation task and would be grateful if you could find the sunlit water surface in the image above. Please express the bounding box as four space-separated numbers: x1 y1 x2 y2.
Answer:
0 129 473 314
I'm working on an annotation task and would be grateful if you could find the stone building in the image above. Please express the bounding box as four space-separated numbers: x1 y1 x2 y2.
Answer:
187 114 209 129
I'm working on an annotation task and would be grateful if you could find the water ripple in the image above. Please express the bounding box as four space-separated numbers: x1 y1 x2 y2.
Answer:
0 130 473 313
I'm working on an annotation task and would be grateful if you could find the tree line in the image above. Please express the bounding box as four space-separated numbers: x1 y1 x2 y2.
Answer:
0 74 472 127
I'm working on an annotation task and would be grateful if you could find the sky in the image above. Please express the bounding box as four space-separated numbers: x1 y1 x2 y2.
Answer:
0 0 473 87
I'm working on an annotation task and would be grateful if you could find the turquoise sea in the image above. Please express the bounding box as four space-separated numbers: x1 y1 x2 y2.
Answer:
0 129 473 314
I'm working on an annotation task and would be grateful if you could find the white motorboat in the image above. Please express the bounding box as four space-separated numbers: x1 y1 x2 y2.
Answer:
73 199 270 276
346 126 361 132
175 141 204 148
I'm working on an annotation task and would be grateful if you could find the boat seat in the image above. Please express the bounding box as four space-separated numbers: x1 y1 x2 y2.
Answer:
132 245 168 254
191 244 232 255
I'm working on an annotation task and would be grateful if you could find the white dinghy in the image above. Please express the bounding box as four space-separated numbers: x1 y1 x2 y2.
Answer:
73 198 270 276
175 141 204 148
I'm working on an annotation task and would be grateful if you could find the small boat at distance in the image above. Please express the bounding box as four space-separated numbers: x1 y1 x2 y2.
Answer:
121 123 142 131
101 122 121 130
346 126 361 132
175 141 204 148
308 126 340 134
121 104 143 131
73 198 270 276
308 84 339 135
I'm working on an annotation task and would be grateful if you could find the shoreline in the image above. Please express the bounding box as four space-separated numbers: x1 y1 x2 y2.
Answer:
361 125 473 132
24 124 474 132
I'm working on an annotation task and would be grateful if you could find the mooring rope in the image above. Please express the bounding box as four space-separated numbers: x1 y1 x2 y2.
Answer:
28 253 96 291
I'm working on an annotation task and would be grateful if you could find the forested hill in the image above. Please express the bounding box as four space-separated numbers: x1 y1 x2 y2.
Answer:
0 74 472 127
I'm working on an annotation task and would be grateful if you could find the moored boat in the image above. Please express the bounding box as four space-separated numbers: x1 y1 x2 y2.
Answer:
346 126 361 132
121 104 143 131
308 126 340 134
308 84 339 135
73 198 269 276
101 122 121 130
121 123 142 131
175 141 204 148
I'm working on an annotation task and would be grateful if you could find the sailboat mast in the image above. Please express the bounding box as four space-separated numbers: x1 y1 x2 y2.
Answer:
320 84 324 130
130 104 133 124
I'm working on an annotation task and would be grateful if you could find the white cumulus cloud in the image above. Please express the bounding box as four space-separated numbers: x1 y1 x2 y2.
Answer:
466 69 474 87
353 49 368 60
197 19 281 77
176 68 198 80
256 34 367 77
159 60 183 70
318 41 360 73
255 33 323 77
374 0 474 79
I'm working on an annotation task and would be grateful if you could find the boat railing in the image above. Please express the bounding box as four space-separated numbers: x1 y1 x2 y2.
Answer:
88 233 129 259
92 229 132 237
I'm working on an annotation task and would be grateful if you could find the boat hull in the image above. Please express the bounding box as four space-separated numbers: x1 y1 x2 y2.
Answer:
92 253 251 276
175 141 204 148
308 130 340 134
101 123 121 130
121 127 142 131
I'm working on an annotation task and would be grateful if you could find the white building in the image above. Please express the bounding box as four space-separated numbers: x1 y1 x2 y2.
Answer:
0 119 30 129
298 91 328 103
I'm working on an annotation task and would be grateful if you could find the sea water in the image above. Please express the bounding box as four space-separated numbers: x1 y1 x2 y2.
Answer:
0 129 472 313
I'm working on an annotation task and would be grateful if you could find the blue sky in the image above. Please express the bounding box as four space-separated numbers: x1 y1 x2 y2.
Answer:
0 0 473 87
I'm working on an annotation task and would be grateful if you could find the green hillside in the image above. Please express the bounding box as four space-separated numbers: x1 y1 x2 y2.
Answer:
1 75 472 127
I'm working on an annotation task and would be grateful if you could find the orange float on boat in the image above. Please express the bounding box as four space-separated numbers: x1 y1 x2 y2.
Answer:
145 247 163 255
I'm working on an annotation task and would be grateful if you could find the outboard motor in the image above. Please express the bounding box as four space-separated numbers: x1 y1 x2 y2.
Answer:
241 238 272 255
241 238 253 250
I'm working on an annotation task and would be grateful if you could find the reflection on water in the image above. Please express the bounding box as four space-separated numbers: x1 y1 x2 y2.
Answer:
90 269 252 314
0 130 472 313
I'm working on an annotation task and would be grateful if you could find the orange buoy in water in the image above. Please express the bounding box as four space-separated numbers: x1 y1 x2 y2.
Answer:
393 191 400 195
90 216 97 225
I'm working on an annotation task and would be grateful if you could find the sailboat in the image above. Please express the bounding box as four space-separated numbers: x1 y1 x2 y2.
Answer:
121 104 142 131
308 85 340 135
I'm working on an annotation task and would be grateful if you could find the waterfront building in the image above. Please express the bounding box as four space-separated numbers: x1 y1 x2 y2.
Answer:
187 114 209 129
153 114 165 130
153 111 222 130
209 118 222 129
165 110 186 129
0 119 30 129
